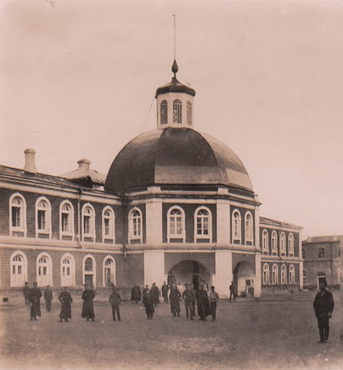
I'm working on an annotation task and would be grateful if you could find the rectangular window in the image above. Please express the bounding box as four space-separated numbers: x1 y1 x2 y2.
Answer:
84 216 90 234
104 218 110 236
18 266 22 275
38 210 46 230
62 213 69 232
12 207 21 227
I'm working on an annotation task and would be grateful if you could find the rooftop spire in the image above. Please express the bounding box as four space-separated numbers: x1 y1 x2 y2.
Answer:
172 13 178 79
172 59 178 78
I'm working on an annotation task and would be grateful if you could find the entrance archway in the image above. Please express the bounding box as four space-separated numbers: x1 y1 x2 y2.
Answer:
233 261 255 297
168 260 211 290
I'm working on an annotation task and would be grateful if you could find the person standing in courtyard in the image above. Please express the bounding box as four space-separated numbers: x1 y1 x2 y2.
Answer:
182 284 194 320
313 280 334 343
131 283 141 304
58 287 72 322
169 283 181 316
29 282 42 321
161 281 169 303
143 286 154 320
229 281 236 302
23 282 30 308
209 286 219 321
82 283 95 322
151 282 160 307
190 284 196 317
109 284 121 321
44 285 53 312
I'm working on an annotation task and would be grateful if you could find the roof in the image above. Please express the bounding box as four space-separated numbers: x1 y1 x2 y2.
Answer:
260 216 303 230
61 159 106 186
105 127 253 195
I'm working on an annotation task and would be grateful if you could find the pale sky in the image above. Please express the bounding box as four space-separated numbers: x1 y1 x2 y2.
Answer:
1 0 343 239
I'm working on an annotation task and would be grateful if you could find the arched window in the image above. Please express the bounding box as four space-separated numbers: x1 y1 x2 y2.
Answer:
245 212 253 243
263 263 270 285
60 201 74 237
37 253 53 286
10 193 27 235
318 248 325 259
173 99 182 123
36 197 51 235
262 230 269 254
288 233 294 256
82 204 95 240
10 252 27 287
103 207 115 241
187 101 192 124
168 207 185 242
272 264 278 285
289 264 295 284
271 231 278 255
103 256 116 286
280 232 286 255
83 255 96 288
281 264 287 284
195 207 211 240
129 208 142 242
61 254 75 287
232 210 241 243
160 100 168 124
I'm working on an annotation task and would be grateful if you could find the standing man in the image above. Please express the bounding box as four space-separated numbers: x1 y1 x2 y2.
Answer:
29 282 42 321
229 281 236 302
131 283 141 304
190 284 196 317
209 286 220 321
169 284 181 317
58 287 73 322
109 284 121 321
23 282 30 308
81 283 95 322
151 282 160 307
313 280 334 343
44 285 53 312
143 286 155 320
182 284 194 320
161 281 169 303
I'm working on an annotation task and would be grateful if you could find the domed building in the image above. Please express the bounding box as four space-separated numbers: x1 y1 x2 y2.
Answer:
0 61 302 300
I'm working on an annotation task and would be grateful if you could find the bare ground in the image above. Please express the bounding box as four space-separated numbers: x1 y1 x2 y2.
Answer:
0 291 342 370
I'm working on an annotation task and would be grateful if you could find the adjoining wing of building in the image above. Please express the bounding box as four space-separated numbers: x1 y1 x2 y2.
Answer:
0 61 303 299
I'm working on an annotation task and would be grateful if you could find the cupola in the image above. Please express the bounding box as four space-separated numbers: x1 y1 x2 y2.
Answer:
155 60 196 129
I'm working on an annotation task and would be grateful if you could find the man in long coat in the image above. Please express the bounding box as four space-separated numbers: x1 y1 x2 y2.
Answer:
313 280 334 343
182 284 195 320
23 282 30 308
151 282 160 307
44 285 53 312
169 284 181 316
29 282 42 321
161 281 169 303
82 284 95 321
58 287 73 322
142 287 154 320
109 285 122 321
131 284 141 304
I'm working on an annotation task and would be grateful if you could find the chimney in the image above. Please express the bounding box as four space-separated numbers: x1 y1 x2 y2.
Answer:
77 159 91 171
24 148 37 173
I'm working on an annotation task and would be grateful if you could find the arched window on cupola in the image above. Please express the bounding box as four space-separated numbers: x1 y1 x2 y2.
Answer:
187 101 192 124
160 100 168 124
173 99 182 123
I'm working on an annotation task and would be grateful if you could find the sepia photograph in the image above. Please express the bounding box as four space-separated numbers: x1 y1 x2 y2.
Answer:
0 0 342 369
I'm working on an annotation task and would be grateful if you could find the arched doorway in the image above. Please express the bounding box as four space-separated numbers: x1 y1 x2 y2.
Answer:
233 261 255 297
167 260 211 290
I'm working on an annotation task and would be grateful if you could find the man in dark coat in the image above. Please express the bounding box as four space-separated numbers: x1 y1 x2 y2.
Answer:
29 282 42 321
209 286 220 321
169 284 181 316
143 287 154 320
151 282 160 307
197 284 211 321
161 281 169 303
23 282 30 308
82 284 95 322
313 280 334 343
44 285 53 312
229 281 236 302
109 285 122 321
131 283 141 304
190 284 196 317
58 287 72 322
182 284 195 320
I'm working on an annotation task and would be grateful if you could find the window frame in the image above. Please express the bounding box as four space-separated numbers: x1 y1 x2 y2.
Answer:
9 193 27 236
194 206 212 241
289 264 295 284
10 251 28 287
60 253 76 287
102 206 115 242
35 197 52 237
36 252 53 287
271 231 278 255
262 230 269 254
173 99 182 123
160 100 168 124
280 232 286 256
129 208 143 242
272 264 278 285
82 203 96 241
280 264 287 284
103 256 116 287
318 247 325 259
288 233 294 256
60 200 74 238
232 209 242 243
83 254 96 287
262 263 270 285
244 211 254 244
167 206 185 242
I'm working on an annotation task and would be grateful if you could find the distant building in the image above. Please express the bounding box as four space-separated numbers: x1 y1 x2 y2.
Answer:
302 235 342 289
0 61 303 299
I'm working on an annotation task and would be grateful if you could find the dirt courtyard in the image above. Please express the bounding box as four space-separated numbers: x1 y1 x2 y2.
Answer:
0 291 342 370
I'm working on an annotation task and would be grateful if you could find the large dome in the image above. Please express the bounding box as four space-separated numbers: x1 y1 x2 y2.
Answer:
105 128 253 195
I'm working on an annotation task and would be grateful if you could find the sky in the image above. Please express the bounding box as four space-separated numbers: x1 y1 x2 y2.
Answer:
1 0 343 239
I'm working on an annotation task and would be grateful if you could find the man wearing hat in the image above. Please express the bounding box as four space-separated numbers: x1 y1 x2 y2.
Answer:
29 282 42 321
182 284 195 320
81 283 95 322
313 280 334 343
44 285 53 312
22 282 30 308
58 287 73 322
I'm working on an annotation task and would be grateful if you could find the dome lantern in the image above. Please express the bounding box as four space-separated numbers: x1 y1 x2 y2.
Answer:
155 60 196 130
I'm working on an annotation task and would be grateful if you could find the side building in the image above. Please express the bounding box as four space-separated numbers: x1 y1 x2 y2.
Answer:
302 235 342 289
